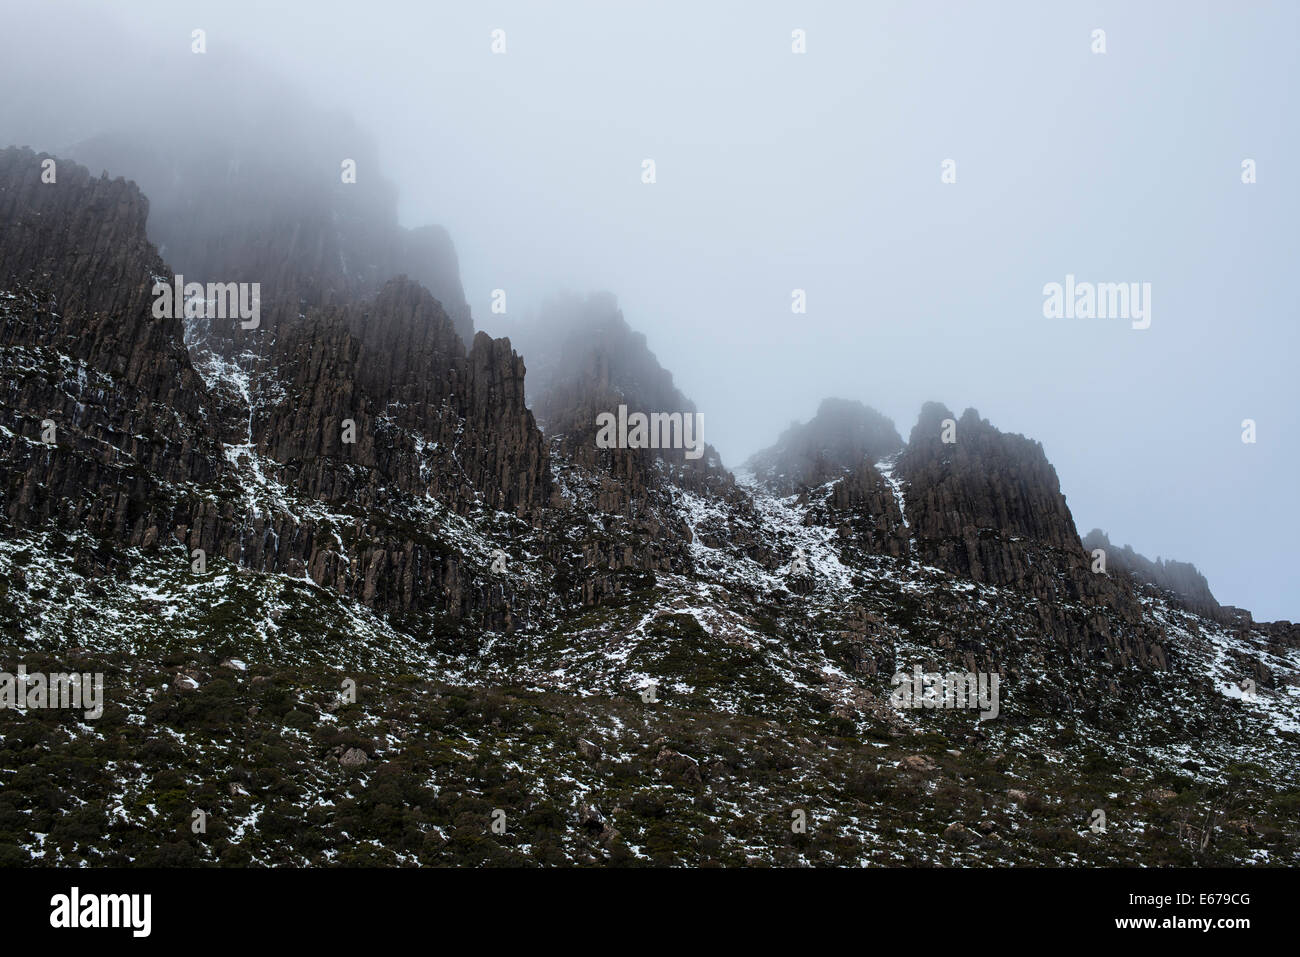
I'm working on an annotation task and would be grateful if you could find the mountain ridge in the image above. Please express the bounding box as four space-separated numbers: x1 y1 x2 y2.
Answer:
1 145 1296 868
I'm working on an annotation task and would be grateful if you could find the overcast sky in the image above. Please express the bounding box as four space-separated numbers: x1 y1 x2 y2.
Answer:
2 0 1296 620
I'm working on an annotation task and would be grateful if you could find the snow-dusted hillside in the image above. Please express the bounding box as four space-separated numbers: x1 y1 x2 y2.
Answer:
1 145 1296 868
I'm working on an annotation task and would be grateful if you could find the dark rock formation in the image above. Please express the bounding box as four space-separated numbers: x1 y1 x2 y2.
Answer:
0 148 546 631
70 118 474 349
512 291 732 508
899 404 1080 560
0 147 224 554
244 279 546 519
747 397 903 496
895 402 1163 666
822 460 910 559
1081 529 1226 622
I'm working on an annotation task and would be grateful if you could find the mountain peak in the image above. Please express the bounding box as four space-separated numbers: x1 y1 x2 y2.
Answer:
746 397 903 496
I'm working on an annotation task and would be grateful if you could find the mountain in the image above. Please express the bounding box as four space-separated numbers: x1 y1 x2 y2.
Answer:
506 290 730 487
1082 529 1226 623
0 146 544 632
1 146 1297 868
746 397 903 496
0 148 223 553
68 111 474 348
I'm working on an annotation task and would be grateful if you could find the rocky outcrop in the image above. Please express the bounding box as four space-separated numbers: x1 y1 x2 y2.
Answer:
800 459 911 560
0 149 547 630
895 402 1162 665
898 404 1081 561
0 149 213 430
243 279 547 519
0 147 224 555
179 283 550 628
747 397 903 496
70 120 475 349
1081 529 1226 622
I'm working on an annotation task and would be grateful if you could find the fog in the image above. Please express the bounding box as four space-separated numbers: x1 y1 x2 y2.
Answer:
2 0 1296 620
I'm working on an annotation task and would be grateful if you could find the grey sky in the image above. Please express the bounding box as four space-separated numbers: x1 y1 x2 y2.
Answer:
2 0 1296 620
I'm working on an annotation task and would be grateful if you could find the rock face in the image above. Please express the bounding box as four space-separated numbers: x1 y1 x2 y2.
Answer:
0 147 224 557
747 397 903 496
898 404 1083 570
245 280 546 519
823 460 910 559
1082 529 1226 622
69 122 475 349
770 397 1166 667
894 403 1163 665
517 291 730 503
897 402 1096 594
0 148 546 629
180 278 550 626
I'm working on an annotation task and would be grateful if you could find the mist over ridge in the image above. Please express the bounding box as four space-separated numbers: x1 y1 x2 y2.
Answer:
2 0 1299 882
1 0 1295 626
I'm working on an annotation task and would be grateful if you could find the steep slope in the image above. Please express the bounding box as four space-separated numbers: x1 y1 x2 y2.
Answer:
746 397 903 496
1082 529 1226 623
0 148 548 632
0 147 224 564
70 114 474 348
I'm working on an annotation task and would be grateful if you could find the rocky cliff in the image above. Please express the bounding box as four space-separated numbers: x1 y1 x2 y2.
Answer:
746 397 903 496
1082 529 1226 622
0 147 224 564
70 120 475 349
748 397 1167 669
2 146 1296 870
895 403 1165 665
0 148 546 630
